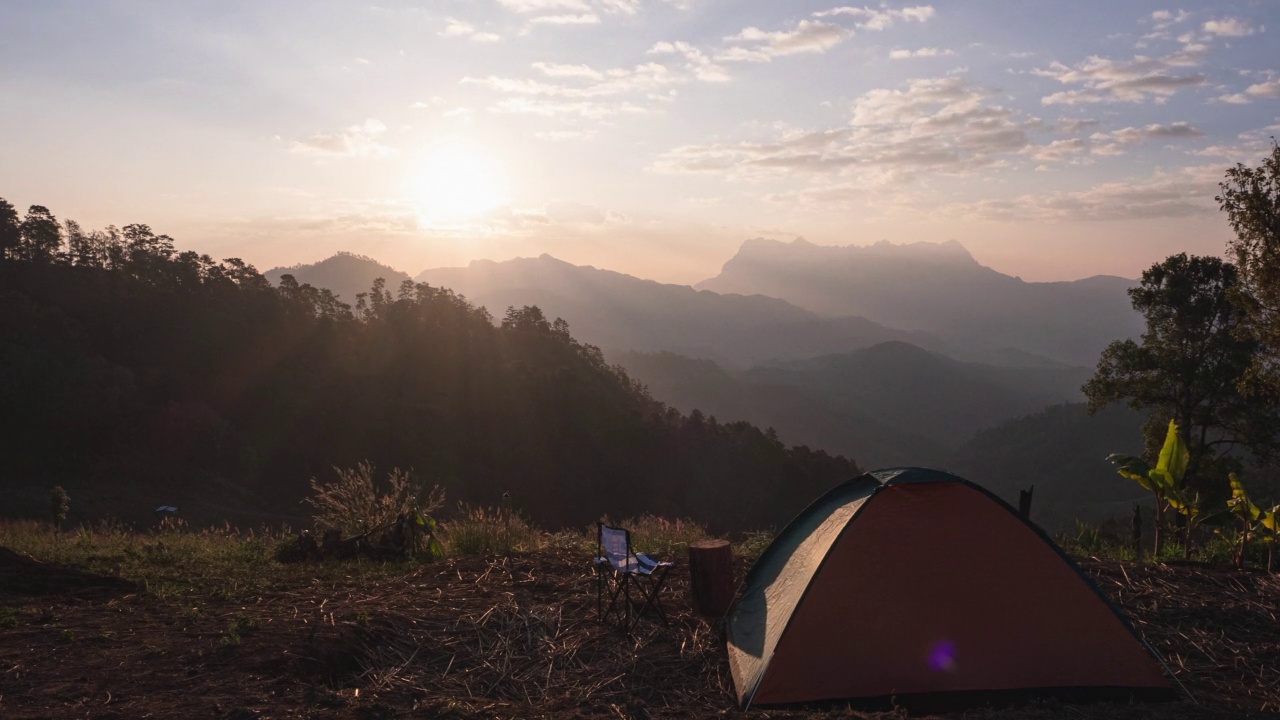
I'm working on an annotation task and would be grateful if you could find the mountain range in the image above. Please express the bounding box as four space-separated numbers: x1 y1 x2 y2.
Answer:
698 238 1141 367
264 240 1144 526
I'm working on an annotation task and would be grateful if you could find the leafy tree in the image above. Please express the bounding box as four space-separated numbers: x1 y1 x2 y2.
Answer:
0 197 19 262
1084 253 1277 508
1218 141 1280 390
18 205 62 263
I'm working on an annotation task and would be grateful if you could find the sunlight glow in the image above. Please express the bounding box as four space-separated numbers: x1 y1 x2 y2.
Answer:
406 140 508 226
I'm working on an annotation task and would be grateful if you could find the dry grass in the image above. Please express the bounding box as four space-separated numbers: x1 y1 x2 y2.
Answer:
2 519 1278 718
305 462 445 536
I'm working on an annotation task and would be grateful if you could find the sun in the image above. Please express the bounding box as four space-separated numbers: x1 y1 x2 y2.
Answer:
406 139 508 225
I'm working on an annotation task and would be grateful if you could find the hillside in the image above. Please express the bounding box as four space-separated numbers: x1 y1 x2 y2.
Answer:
416 254 939 367
617 350 949 468
265 252 412 304
698 238 1142 367
750 341 1091 449
0 240 855 532
618 343 1090 469
947 403 1149 529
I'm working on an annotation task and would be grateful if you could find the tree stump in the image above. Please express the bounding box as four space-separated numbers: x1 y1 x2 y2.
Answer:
689 539 734 618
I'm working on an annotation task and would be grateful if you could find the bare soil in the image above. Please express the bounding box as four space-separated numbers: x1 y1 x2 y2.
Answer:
0 549 1275 719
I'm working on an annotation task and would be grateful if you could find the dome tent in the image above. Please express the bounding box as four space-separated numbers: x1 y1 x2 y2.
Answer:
726 468 1175 709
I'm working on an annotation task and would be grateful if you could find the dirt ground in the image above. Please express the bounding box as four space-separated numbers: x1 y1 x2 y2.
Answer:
1 548 1276 719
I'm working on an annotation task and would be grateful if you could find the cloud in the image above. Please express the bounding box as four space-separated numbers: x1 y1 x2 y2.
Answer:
463 62 679 99
721 20 852 62
813 5 935 30
944 164 1223 222
1051 118 1101 133
889 47 955 59
652 75 1032 187
1090 122 1204 145
533 62 604 80
1021 138 1086 163
1202 17 1257 37
441 18 501 42
289 119 391 158
1245 80 1280 98
527 13 601 25
648 41 730 81
498 0 591 12
1035 43 1208 105
535 129 596 141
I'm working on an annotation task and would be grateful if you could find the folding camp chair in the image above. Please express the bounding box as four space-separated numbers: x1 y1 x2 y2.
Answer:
594 522 674 632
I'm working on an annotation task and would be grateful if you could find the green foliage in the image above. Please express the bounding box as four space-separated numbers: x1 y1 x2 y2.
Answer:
0 607 18 629
1056 520 1139 562
1107 419 1196 555
48 485 70 528
0 520 403 601
1218 141 1280 391
1085 253 1274 506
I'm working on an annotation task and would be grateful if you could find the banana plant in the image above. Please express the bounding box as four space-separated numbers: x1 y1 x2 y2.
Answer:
1107 419 1190 557
1223 472 1279 570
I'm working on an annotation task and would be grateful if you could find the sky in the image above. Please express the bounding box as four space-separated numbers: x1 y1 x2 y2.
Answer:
0 1 1277 284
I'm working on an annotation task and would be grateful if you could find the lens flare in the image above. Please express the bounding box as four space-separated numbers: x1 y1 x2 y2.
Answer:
927 640 958 673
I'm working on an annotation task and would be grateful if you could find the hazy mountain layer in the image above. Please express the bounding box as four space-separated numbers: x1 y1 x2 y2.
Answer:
697 238 1142 366
416 254 940 367
618 342 1091 469
616 350 949 469
751 341 1092 449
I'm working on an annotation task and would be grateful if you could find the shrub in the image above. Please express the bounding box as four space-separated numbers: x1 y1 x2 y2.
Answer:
304 461 444 536
49 486 70 529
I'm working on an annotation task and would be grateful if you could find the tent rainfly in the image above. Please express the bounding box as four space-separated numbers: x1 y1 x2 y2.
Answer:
726 468 1176 709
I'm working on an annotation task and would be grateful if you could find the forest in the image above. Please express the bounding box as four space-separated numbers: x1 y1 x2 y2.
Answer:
0 203 855 531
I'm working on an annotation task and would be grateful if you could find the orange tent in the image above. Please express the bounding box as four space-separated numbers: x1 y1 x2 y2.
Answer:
726 468 1174 708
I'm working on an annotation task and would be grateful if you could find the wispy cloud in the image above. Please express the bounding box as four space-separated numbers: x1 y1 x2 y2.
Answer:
648 41 730 82
889 47 955 59
1091 122 1204 144
812 5 935 30
719 20 852 62
289 119 391 158
528 13 601 26
944 164 1222 221
440 18 500 42
1035 43 1208 105
1202 17 1258 37
653 76 1031 188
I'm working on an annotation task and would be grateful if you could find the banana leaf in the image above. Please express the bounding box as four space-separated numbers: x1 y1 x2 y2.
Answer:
1107 453 1156 491
1154 419 1189 487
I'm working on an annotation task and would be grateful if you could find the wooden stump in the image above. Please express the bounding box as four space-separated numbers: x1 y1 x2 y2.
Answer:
688 539 734 618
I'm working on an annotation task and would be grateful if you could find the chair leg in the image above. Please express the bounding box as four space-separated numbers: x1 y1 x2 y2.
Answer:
628 566 671 632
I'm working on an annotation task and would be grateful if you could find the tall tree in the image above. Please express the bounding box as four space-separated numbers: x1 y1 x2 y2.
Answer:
1084 253 1277 500
0 197 19 262
1218 141 1280 390
18 205 62 263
